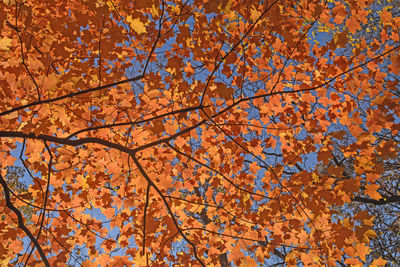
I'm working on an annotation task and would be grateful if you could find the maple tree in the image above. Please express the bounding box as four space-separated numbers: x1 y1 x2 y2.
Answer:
1 0 400 266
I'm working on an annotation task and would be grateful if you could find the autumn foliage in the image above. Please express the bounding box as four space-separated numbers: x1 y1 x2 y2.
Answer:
1 0 400 266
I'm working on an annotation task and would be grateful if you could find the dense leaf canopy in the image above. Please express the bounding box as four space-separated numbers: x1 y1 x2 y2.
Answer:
0 0 399 266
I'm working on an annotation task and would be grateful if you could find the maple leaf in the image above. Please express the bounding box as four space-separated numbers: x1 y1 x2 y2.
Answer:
347 17 360 34
127 15 147 34
133 251 147 265
363 229 377 242
81 261 98 267
364 184 381 200
0 37 12 51
370 257 388 267
184 62 195 76
135 1 154 9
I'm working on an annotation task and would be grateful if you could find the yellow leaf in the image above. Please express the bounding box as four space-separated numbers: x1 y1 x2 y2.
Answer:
0 37 12 51
133 251 147 265
0 257 12 265
127 15 147 34
151 4 160 16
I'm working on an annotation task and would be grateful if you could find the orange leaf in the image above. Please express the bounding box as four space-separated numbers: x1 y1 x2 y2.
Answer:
365 184 381 200
371 257 388 267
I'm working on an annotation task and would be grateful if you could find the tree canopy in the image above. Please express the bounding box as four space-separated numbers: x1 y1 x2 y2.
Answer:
0 0 399 266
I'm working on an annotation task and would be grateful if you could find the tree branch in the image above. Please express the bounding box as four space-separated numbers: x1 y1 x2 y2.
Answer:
0 173 50 267
353 195 400 205
0 75 144 117
131 155 205 266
